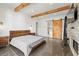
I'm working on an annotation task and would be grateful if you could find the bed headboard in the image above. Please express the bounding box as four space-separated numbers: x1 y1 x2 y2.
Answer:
10 30 31 41
10 30 35 41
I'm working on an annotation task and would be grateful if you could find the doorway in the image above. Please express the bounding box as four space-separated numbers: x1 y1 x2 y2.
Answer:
53 19 62 39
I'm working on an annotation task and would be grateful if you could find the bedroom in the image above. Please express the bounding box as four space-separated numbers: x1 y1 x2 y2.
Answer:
0 3 78 56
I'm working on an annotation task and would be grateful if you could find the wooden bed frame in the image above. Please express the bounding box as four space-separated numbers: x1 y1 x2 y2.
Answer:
9 30 46 55
10 30 35 41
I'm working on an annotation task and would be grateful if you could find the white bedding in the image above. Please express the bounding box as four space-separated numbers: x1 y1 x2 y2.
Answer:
10 35 44 56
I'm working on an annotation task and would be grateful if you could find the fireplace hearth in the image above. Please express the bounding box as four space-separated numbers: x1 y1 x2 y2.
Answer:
73 40 78 54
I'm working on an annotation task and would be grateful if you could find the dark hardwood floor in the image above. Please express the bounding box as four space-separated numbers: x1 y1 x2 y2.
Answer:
30 39 73 56
0 38 73 56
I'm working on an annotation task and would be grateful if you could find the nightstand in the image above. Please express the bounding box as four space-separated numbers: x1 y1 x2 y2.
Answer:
0 36 9 47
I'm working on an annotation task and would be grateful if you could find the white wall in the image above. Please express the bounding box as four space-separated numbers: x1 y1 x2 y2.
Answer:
0 4 67 37
0 7 65 38
35 15 65 38
5 10 30 30
0 8 31 36
36 20 49 37
27 21 37 33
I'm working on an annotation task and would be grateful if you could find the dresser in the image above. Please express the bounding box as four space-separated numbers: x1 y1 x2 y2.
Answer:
0 36 9 47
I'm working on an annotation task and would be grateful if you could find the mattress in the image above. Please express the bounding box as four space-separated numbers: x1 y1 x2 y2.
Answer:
10 35 45 56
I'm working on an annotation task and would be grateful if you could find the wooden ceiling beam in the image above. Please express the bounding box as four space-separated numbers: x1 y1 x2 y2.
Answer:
15 3 29 12
31 5 70 18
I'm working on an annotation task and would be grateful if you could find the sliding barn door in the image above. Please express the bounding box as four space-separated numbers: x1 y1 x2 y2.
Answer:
53 19 62 39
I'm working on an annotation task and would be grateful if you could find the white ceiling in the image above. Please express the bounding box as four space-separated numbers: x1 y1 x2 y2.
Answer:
21 3 70 16
0 3 71 18
0 3 19 9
